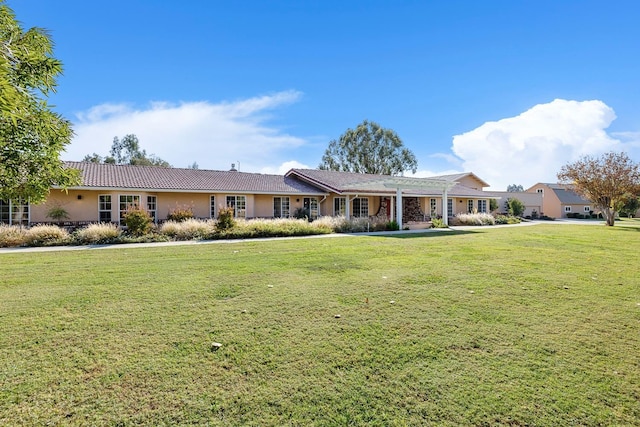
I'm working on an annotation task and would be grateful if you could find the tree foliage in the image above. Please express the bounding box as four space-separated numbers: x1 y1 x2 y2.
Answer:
507 184 524 192
507 198 525 217
618 193 640 218
0 2 79 202
557 152 640 226
83 134 171 167
319 120 417 175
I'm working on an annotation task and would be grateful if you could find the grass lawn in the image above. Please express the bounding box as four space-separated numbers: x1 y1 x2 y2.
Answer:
1 221 639 426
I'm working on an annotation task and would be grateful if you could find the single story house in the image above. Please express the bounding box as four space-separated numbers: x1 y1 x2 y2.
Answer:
3 162 497 229
483 191 543 217
526 183 595 218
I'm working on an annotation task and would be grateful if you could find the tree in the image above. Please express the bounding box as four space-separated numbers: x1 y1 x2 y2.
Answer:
507 198 525 217
319 120 417 175
0 2 80 203
507 184 524 192
557 152 640 226
84 134 171 167
618 193 640 218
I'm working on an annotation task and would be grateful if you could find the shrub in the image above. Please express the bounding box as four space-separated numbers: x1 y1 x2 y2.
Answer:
159 219 214 240
166 204 194 222
74 223 122 244
292 207 309 220
216 207 236 232
25 225 70 246
46 205 70 223
0 225 27 247
123 205 153 236
431 217 447 228
386 220 400 231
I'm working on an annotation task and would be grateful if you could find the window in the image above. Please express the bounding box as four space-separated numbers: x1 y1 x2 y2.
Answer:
430 198 437 216
334 197 346 216
210 196 216 218
352 197 369 218
0 199 29 225
467 200 474 213
147 196 157 222
564 206 572 212
537 188 544 194
273 197 290 218
478 200 487 213
119 195 140 222
226 195 246 218
98 195 112 222
303 197 319 220
447 199 453 217
584 206 591 212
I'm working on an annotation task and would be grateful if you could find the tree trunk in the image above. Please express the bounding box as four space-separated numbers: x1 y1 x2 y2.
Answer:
603 208 616 226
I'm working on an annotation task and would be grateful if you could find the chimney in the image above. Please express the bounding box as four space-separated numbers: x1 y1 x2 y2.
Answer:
229 163 237 172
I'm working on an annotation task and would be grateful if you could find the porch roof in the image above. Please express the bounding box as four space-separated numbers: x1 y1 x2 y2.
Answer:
286 169 488 198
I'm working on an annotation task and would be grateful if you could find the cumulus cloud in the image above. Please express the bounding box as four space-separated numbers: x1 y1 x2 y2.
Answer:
451 99 622 190
65 90 307 171
259 160 311 175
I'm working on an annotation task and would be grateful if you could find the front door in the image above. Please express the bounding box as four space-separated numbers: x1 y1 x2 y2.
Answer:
303 197 319 220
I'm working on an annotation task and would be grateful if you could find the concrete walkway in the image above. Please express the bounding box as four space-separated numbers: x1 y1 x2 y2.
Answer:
0 219 603 254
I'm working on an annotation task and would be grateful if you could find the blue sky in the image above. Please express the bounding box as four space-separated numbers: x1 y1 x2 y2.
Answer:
11 0 640 190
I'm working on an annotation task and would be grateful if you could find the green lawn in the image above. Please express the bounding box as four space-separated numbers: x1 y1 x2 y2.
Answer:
1 222 639 426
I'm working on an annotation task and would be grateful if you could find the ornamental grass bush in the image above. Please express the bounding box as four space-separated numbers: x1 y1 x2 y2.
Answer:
225 218 332 238
24 224 71 246
455 212 496 226
74 223 122 244
166 204 194 222
0 225 27 247
312 216 371 233
159 219 214 240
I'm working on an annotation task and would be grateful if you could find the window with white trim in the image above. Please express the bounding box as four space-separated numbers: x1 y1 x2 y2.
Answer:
478 200 487 213
273 197 290 218
352 197 369 218
564 206 572 212
467 200 474 213
430 198 437 216
210 196 216 218
447 199 453 217
334 197 346 216
147 196 157 222
98 195 112 222
584 206 591 212
226 195 246 218
0 199 29 225
119 195 140 222
537 188 544 194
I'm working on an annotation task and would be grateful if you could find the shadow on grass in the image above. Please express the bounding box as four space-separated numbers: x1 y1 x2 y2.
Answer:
356 229 479 239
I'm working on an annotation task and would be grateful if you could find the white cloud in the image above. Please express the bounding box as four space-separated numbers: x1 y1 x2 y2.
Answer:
451 99 622 190
65 90 307 170
259 160 311 175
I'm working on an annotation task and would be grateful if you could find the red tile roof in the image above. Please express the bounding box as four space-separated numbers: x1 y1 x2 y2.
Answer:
64 162 326 195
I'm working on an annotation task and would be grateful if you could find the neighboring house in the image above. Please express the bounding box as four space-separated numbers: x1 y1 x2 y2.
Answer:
483 191 543 217
3 162 496 228
526 183 595 218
